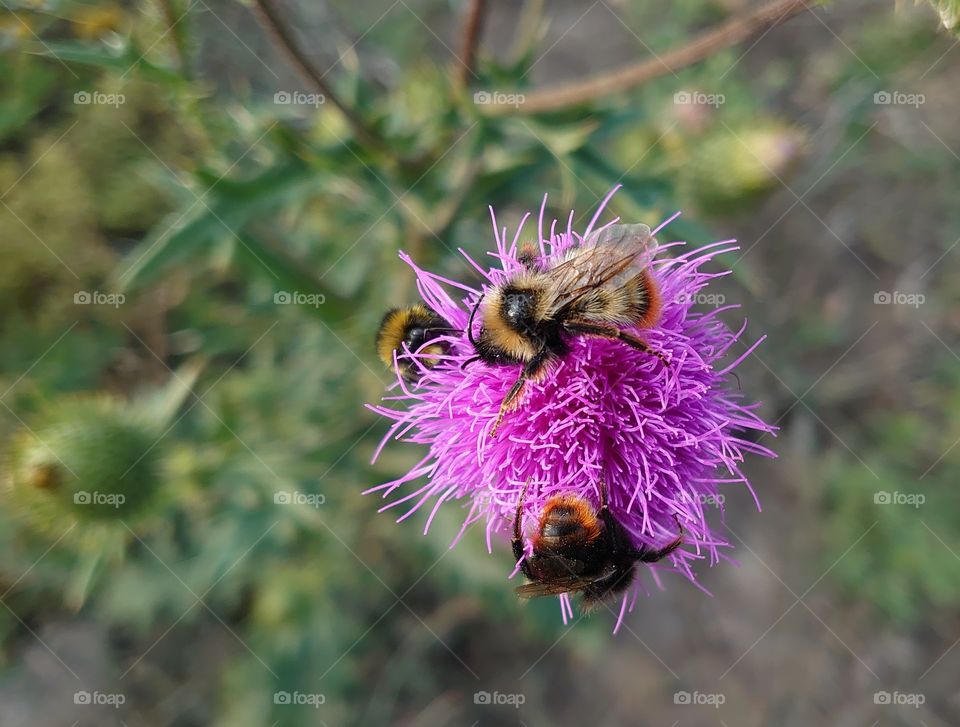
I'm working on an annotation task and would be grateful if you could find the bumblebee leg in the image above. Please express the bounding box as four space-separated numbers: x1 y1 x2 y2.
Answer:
598 475 609 510
489 350 550 437
596 479 619 541
490 376 527 437
599 476 629 536
634 515 684 563
617 330 670 367
597 476 619 533
512 480 534 580
597 476 637 556
563 320 669 366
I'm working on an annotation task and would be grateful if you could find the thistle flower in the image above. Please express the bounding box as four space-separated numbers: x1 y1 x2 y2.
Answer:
368 189 775 631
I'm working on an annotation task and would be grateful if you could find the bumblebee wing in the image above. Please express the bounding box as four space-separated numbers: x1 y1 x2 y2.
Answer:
583 223 653 251
514 566 618 599
548 224 654 307
515 579 590 598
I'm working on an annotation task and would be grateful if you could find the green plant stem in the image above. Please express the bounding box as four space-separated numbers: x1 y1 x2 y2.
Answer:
481 0 813 115
457 0 487 87
250 0 392 156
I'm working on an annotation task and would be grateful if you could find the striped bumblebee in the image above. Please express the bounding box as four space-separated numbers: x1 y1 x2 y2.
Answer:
512 478 684 611
376 303 458 382
375 304 453 382
466 224 667 435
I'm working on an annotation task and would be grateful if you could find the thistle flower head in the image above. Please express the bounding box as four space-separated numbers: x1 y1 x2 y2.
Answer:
368 189 775 630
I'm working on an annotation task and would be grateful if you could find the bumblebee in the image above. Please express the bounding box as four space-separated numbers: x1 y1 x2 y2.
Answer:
512 478 683 611
467 224 667 435
375 304 452 382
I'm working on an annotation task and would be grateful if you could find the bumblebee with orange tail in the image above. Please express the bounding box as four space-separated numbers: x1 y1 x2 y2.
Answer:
465 224 668 436
512 478 683 612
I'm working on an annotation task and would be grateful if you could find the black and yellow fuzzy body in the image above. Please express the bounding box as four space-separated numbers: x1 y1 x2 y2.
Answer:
512 479 684 612
468 224 667 435
376 304 451 382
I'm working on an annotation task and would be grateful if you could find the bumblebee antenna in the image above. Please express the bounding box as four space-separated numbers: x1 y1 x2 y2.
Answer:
460 355 481 371
467 295 483 346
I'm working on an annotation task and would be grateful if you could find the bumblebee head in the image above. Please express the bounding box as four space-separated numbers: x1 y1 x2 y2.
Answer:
375 304 450 380
500 287 539 331
467 284 545 366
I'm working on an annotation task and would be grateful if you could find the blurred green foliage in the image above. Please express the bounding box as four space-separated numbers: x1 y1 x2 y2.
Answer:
824 373 960 624
928 0 960 31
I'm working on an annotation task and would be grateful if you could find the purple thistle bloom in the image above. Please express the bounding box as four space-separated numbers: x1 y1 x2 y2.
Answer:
368 188 775 632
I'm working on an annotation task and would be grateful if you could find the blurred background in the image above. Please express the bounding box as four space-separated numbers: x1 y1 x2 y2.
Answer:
0 0 958 724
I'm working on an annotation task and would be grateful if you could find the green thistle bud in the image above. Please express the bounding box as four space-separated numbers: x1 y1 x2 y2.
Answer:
4 396 165 533
683 122 806 213
3 362 201 542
